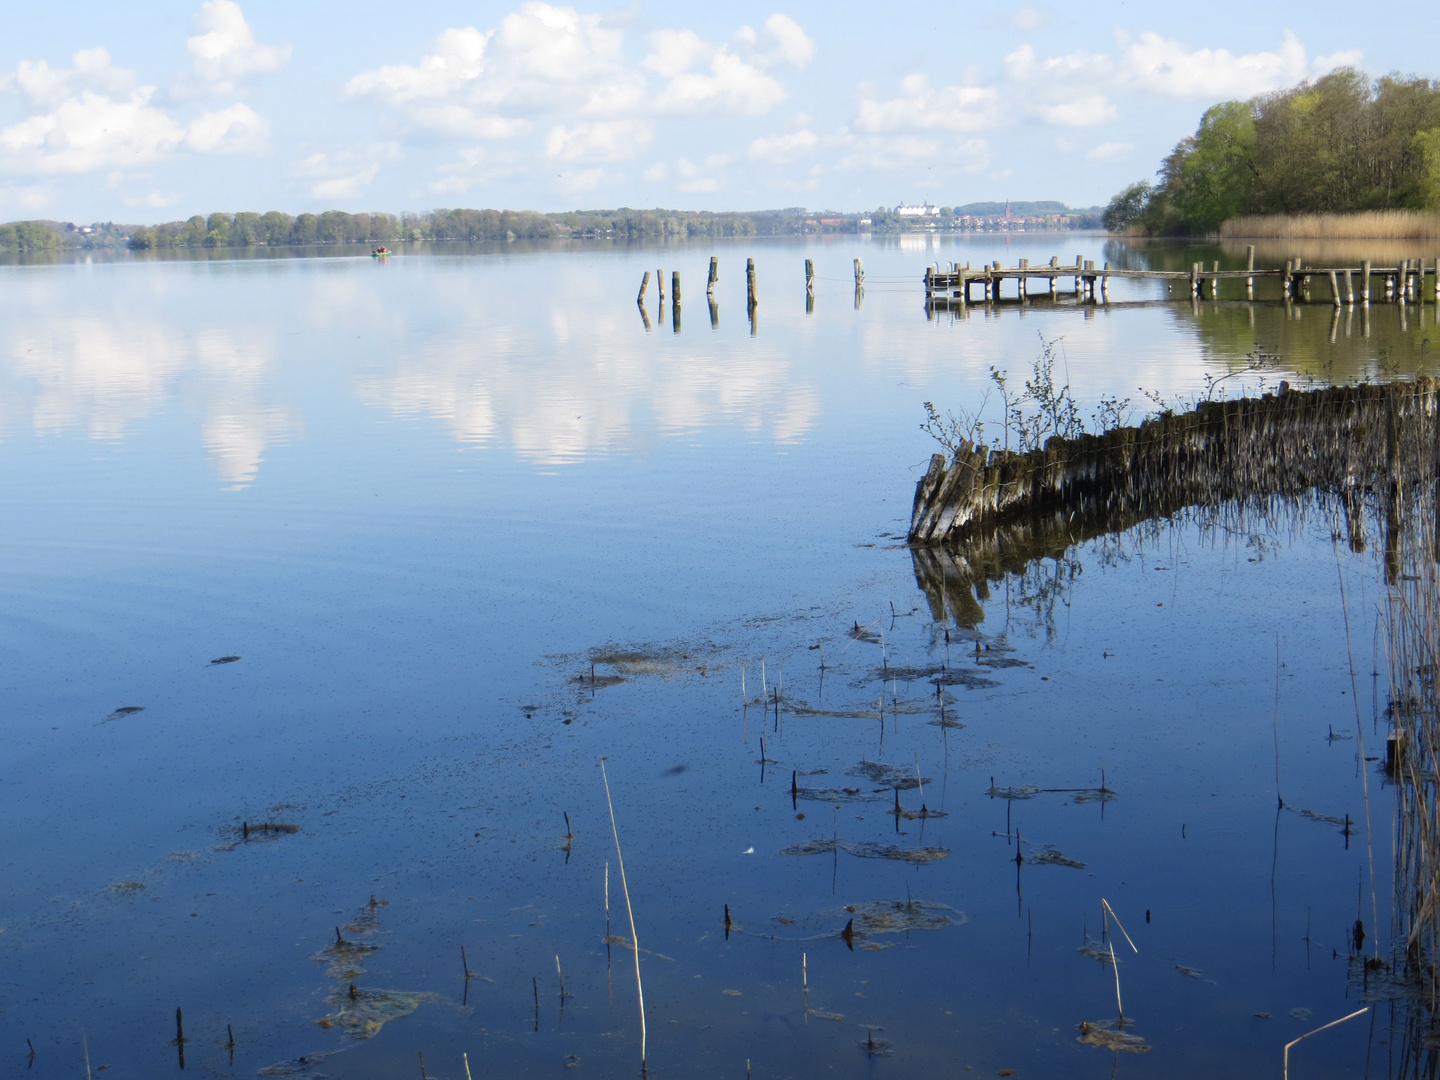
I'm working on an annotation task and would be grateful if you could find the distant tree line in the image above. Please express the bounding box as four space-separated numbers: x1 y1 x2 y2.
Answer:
0 220 63 253
1105 68 1440 234
124 207 847 249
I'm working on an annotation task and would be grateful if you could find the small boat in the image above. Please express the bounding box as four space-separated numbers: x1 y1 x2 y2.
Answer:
371 246 393 257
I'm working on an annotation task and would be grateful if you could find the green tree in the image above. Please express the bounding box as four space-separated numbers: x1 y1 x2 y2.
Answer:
1102 181 1153 231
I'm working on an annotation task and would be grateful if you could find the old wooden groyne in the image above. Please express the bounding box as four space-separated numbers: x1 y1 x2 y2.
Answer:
925 248 1440 304
910 380 1440 546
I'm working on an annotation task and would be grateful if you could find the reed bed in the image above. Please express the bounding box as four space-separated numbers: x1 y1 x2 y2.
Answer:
1221 211 1440 240
911 381 1440 546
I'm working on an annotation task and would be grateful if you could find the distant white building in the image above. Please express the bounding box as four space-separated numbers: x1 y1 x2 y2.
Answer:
894 202 940 218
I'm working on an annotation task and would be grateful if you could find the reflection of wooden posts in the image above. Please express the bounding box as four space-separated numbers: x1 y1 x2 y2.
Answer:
1017 259 1027 304
707 256 718 296
1329 306 1340 343
1330 270 1341 308
708 296 718 329
1245 245 1255 299
672 290 681 334
1361 259 1372 303
637 298 652 331
637 271 650 303
746 258 757 307
853 257 864 286
804 258 814 296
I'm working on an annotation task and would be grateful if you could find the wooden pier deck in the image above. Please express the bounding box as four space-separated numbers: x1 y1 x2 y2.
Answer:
925 247 1440 305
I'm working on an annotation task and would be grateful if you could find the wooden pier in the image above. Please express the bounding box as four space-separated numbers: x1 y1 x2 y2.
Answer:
924 247 1440 305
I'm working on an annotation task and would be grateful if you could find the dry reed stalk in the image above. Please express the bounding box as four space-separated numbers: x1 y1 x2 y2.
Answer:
1221 211 1440 240
83 1033 93 1080
600 758 648 1070
1283 1007 1369 1079
464 1052 474 1080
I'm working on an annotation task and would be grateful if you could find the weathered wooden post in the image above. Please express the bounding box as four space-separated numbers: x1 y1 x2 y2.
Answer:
746 258 756 307
1345 268 1355 304
1329 269 1342 308
1017 259 1028 304
1084 259 1096 300
1281 260 1291 300
1049 256 1058 298
1385 265 1395 302
1190 262 1200 298
853 257 864 286
1101 261 1110 302
1361 259 1372 303
672 270 680 305
707 256 718 296
1074 254 1083 295
637 271 650 304
805 258 814 296
1434 256 1440 302
657 270 665 303
1210 260 1219 299
1245 245 1255 299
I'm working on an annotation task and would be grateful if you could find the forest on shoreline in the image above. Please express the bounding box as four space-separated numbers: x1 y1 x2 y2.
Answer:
1105 68 1440 236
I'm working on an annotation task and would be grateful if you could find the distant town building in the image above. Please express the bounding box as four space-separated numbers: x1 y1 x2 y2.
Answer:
894 202 941 218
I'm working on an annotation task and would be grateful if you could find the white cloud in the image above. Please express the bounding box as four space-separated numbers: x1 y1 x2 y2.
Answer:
1011 5 1047 32
178 0 290 97
1085 140 1132 161
1036 94 1116 127
123 189 184 208
748 129 818 163
6 48 136 108
186 102 270 153
1116 29 1353 99
856 74 1001 134
672 153 730 193
554 166 608 194
297 144 398 200
346 4 809 152
760 15 815 68
0 87 186 174
545 119 652 161
0 183 53 213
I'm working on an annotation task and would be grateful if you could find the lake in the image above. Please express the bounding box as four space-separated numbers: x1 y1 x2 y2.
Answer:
1 234 1437 1079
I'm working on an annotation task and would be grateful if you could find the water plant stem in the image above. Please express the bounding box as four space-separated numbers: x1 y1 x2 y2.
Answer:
600 758 648 1069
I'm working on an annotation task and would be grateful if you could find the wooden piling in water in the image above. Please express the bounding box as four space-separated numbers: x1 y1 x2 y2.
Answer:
1330 269 1342 308
657 270 665 303
637 271 650 304
1362 260 1372 303
707 256 718 296
853 257 864 286
747 258 757 306
672 271 680 305
805 258 814 296
1246 245 1256 299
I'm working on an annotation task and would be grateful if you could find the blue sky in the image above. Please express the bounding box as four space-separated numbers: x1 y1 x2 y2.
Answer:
1 1 1433 223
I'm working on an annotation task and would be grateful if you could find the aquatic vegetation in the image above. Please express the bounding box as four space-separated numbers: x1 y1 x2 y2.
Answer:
845 760 932 790
315 984 431 1039
1077 1019 1150 1053
103 706 144 721
1028 845 1084 868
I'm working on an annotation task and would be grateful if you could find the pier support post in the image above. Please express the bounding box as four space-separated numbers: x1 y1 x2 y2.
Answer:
1329 270 1341 308
1362 260 1372 303
1074 255 1083 295
1246 245 1255 299
746 258 757 307
1190 262 1200 298
707 256 718 295
805 258 814 296
672 270 680 305
853 258 864 287
1101 261 1110 302
1049 256 1058 298
637 270 650 304
1210 261 1219 300
1345 268 1355 304
657 270 665 303
1434 256 1439 302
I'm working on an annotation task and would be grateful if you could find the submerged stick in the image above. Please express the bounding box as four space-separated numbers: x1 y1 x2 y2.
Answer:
83 1033 93 1080
600 758 648 1069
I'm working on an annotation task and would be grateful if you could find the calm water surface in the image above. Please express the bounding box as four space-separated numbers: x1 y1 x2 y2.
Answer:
1 235 1437 1079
